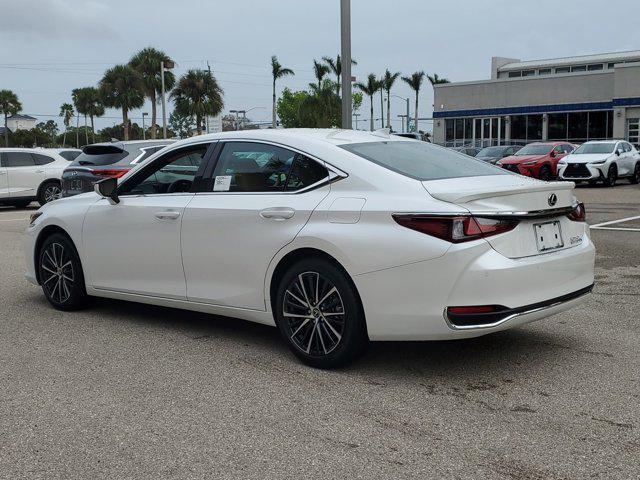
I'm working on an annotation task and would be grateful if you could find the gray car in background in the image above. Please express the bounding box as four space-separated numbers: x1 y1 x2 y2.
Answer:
475 145 520 164
61 140 175 197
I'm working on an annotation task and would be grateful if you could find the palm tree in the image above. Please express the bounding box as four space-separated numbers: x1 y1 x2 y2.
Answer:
427 73 450 86
402 71 426 132
355 74 381 131
59 103 74 147
312 60 330 90
322 54 357 95
99 64 145 141
73 87 102 145
271 55 294 128
171 69 224 135
382 70 401 131
129 47 176 139
0 90 22 147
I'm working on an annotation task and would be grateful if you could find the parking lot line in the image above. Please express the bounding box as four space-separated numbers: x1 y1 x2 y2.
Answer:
590 226 640 232
0 217 29 223
590 214 640 228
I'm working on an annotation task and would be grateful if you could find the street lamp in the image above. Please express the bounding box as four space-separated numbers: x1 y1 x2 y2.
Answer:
340 0 352 129
161 59 175 139
392 94 410 132
142 112 148 140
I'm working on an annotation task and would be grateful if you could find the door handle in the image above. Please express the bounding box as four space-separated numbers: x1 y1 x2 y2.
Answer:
35 170 45 173
260 207 295 220
155 211 181 220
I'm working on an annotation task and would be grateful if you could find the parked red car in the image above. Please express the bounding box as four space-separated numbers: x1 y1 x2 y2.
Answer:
497 142 575 180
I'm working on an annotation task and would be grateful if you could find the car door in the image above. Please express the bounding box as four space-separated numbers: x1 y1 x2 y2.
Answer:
3 151 44 198
0 153 8 198
82 142 214 299
623 142 635 175
181 140 333 310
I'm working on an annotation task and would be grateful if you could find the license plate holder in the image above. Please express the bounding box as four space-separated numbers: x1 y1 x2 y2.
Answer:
70 179 83 191
534 221 564 252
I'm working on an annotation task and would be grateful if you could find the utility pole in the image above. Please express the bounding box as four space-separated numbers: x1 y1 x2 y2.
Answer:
340 0 352 129
206 61 212 134
142 112 148 140
161 59 175 139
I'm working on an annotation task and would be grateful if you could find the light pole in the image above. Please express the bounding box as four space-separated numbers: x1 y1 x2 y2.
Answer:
161 59 175 139
397 114 408 133
353 113 361 130
142 112 148 140
392 94 410 132
340 0 352 129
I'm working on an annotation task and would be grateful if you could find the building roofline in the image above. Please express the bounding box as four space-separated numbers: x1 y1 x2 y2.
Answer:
499 49 640 71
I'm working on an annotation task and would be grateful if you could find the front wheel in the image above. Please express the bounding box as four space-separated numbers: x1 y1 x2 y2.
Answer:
274 258 368 369
38 233 87 311
629 163 640 184
605 165 617 187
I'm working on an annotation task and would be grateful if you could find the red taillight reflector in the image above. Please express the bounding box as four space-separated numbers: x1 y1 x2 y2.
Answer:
91 168 129 178
392 214 519 243
566 202 586 222
447 305 503 315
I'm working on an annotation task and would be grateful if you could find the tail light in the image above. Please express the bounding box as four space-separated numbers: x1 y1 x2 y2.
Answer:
392 214 519 243
89 168 129 178
566 203 586 222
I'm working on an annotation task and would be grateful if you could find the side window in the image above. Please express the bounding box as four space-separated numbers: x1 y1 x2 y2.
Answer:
212 142 296 192
120 146 208 196
33 154 55 165
285 154 328 191
3 152 35 167
553 145 563 153
562 144 573 153
624 143 632 152
133 146 165 164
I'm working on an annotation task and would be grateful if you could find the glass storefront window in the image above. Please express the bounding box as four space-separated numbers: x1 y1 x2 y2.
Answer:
568 112 589 141
588 111 608 139
527 115 543 140
548 113 568 140
445 119 454 142
511 116 527 141
454 119 464 141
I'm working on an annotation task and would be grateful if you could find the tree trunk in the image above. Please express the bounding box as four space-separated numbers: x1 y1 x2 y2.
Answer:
84 114 89 145
150 92 157 139
196 114 202 135
414 93 419 132
62 128 67 148
4 114 8 147
386 91 391 131
336 75 340 96
75 114 79 148
123 108 129 141
90 116 95 143
272 80 277 128
369 96 374 131
380 89 384 129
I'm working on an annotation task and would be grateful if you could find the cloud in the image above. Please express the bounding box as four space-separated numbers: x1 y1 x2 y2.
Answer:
0 0 118 40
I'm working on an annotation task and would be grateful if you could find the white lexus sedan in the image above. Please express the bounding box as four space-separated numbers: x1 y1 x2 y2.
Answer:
25 129 595 368
557 140 640 186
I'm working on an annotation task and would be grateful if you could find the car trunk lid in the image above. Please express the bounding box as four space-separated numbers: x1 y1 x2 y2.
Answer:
422 175 584 258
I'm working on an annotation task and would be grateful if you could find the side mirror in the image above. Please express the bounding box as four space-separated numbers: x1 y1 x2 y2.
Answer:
615 149 622 156
94 177 119 204
550 150 557 158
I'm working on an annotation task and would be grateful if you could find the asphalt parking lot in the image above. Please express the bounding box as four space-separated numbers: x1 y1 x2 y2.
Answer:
1 185 638 480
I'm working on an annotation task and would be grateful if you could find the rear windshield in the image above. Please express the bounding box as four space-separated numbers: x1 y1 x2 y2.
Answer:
59 150 81 161
573 143 616 154
71 146 128 166
515 144 552 155
340 141 507 181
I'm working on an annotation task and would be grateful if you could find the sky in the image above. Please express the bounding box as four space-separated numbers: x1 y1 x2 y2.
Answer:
1 0 639 133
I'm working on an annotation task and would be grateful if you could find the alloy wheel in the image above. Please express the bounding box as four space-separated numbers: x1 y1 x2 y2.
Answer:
282 271 345 356
41 242 74 304
44 184 62 203
607 166 617 187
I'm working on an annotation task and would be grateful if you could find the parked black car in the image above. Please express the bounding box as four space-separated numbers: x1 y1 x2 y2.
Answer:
61 140 174 197
475 145 520 164
451 145 481 157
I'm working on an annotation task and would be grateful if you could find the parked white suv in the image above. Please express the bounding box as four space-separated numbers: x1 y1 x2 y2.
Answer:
0 148 70 207
557 140 640 186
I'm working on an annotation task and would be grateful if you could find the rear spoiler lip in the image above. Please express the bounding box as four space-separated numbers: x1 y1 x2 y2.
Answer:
393 203 579 220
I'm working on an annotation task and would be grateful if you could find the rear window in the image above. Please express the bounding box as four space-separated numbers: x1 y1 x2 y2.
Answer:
340 141 507 181
59 150 81 161
72 145 128 166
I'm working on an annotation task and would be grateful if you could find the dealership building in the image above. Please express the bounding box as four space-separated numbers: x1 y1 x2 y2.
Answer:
432 50 640 148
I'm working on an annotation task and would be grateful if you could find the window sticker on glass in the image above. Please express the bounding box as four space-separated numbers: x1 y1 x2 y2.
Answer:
213 175 232 191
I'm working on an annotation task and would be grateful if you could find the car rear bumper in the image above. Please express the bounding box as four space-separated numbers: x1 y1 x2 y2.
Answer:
353 234 595 341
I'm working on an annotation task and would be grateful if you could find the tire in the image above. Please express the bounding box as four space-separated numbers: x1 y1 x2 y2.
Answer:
605 164 617 187
38 233 87 311
629 163 640 185
274 258 368 369
37 180 62 206
538 165 552 181
588 180 598 187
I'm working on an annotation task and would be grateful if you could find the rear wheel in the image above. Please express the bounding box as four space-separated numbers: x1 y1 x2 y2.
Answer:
275 258 368 369
539 165 552 181
38 233 87 311
629 163 640 184
605 165 617 187
38 180 62 206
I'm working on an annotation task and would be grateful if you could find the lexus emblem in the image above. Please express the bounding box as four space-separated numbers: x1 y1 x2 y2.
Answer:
548 193 558 207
